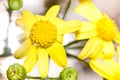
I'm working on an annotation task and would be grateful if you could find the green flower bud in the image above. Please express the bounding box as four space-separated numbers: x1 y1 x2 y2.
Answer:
7 63 26 80
59 67 78 80
8 0 23 10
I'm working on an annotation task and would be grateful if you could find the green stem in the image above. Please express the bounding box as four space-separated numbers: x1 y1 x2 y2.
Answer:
64 40 89 68
66 46 83 49
64 40 81 48
6 9 13 47
67 53 90 68
62 0 71 19
26 75 59 80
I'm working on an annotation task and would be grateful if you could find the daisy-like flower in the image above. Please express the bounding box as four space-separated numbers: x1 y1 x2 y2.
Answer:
89 46 120 80
14 5 81 78
74 0 120 59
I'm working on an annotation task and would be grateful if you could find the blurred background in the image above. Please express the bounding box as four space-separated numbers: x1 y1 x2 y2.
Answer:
0 0 120 80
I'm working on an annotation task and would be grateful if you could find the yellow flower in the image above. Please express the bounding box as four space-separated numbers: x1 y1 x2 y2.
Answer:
14 5 81 78
89 46 120 80
74 0 120 59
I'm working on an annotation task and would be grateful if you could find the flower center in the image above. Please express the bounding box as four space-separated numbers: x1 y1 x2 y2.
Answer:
96 17 116 41
30 20 57 48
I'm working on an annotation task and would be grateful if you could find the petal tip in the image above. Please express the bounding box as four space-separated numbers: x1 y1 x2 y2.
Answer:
13 53 21 59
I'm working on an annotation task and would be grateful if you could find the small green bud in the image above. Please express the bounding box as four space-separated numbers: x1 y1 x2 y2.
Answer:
8 0 23 10
7 63 26 80
59 67 78 80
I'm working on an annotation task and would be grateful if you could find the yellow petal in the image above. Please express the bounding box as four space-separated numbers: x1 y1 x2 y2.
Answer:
103 59 120 74
23 46 38 73
117 45 120 65
90 60 115 80
101 41 115 59
113 30 120 44
35 15 47 21
35 15 64 28
89 49 102 59
74 0 103 22
103 59 120 80
91 59 120 80
75 22 97 40
47 42 67 67
58 20 81 34
14 39 32 59
78 37 103 59
50 17 65 27
45 5 60 18
38 48 49 78
57 34 63 43
16 10 36 33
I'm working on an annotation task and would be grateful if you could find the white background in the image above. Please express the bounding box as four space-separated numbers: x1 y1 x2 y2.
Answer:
0 0 120 80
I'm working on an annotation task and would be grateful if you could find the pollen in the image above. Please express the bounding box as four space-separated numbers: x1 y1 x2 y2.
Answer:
96 17 116 41
30 20 57 48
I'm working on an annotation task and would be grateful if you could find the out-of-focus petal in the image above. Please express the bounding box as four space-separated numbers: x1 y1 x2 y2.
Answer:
113 30 120 44
76 22 97 40
74 0 103 22
78 37 103 59
57 34 63 43
101 41 115 59
90 60 114 80
117 45 120 65
58 20 81 34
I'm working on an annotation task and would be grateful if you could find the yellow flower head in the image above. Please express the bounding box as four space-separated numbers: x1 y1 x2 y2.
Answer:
90 46 120 80
74 0 120 59
14 5 81 78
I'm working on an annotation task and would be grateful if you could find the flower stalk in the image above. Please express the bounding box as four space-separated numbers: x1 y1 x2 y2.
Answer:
62 0 71 19
26 75 59 80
